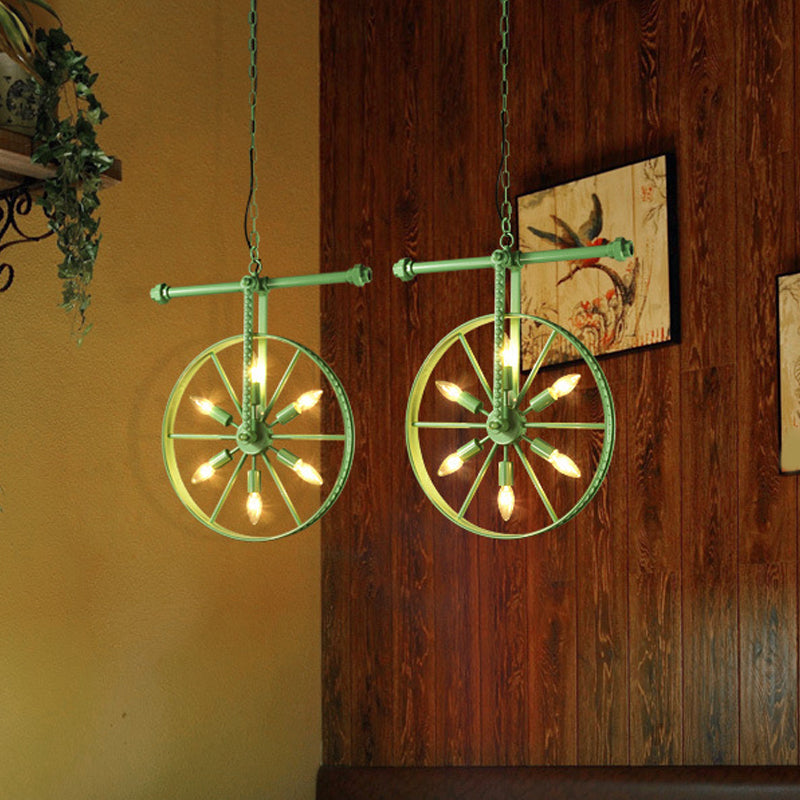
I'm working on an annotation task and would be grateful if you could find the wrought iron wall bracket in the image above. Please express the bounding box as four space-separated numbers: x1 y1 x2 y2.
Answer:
0 178 53 293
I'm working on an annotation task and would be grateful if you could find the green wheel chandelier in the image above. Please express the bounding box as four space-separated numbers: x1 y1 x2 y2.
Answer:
393 0 633 538
150 0 370 541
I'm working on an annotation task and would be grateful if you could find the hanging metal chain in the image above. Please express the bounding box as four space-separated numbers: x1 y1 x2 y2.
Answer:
244 0 262 276
496 0 513 251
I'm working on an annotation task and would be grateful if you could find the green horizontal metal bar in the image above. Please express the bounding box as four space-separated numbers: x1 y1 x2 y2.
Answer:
151 281 244 302
393 238 633 281
263 264 371 290
518 237 633 266
168 433 238 440
525 421 605 430
270 433 346 441
151 265 371 304
413 421 488 429
514 443 558 523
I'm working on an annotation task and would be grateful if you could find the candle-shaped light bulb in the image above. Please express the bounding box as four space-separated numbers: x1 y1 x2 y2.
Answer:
437 454 464 477
191 462 214 484
501 334 518 368
497 485 515 521
294 389 323 413
550 373 581 400
250 360 266 383
190 449 233 484
246 492 263 525
548 449 581 478
190 396 214 415
436 381 463 402
294 459 323 486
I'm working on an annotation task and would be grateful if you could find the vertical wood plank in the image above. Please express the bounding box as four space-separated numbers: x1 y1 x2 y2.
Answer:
627 0 683 766
520 0 579 768
740 564 798 763
479 539 530 764
320 0 352 764
431 0 483 766
682 365 739 763
390 0 438 766
677 0 737 374
573 0 632 766
346 0 395 765
736 0 798 764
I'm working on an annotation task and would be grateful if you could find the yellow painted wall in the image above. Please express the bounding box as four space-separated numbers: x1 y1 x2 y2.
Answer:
0 1 320 797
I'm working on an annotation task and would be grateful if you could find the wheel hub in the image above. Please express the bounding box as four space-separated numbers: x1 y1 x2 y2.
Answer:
236 420 272 454
485 407 525 445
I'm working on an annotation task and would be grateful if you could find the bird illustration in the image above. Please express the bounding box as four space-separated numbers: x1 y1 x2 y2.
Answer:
527 192 637 351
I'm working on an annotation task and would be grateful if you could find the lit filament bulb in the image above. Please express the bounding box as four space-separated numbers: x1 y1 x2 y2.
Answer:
550 373 581 400
434 381 484 414
190 450 233 484
190 396 214 415
275 389 324 424
501 334 518 368
436 439 483 477
437 454 464 477
250 360 266 383
294 459 323 486
548 449 581 478
191 462 214 484
246 468 263 525
528 373 581 412
246 492 263 525
189 396 233 426
497 485 515 521
294 389 323 413
436 381 463 402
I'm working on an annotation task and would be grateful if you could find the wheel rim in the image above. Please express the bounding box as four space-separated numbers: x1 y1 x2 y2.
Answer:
405 313 614 539
162 334 354 541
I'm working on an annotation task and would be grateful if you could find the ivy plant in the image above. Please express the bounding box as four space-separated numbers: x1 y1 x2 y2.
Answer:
31 27 112 339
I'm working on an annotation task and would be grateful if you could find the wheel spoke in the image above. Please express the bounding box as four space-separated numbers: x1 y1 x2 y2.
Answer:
271 433 346 441
513 442 558 522
261 453 303 526
517 329 557 404
169 433 238 440
264 349 301 417
525 421 605 430
413 421 488 429
211 352 243 417
209 452 247 523
458 443 498 519
458 333 492 402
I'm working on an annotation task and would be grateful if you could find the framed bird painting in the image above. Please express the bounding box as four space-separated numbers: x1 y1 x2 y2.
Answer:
517 155 676 367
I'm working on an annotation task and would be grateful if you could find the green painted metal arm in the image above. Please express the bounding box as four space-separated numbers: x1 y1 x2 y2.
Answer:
151 264 372 304
392 238 633 282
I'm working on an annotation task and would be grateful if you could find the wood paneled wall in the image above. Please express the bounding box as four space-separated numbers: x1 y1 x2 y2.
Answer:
320 0 800 766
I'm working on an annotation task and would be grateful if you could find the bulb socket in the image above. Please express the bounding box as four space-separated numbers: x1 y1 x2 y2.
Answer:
275 403 300 425
275 448 300 469
247 468 261 494
498 460 514 487
208 449 233 470
457 391 484 415
456 439 483 461
529 437 556 460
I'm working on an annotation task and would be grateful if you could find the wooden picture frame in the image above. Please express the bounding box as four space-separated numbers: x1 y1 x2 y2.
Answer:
516 155 676 368
778 272 800 473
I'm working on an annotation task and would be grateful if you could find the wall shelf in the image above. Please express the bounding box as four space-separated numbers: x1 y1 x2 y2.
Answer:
0 127 121 293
